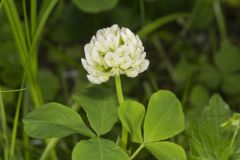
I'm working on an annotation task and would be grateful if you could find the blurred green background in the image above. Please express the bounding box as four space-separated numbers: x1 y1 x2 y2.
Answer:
0 0 240 159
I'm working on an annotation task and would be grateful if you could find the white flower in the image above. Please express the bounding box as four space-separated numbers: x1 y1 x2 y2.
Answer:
82 24 149 84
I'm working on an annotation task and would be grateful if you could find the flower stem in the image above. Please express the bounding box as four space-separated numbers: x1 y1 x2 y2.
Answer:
115 75 128 150
130 144 145 159
115 75 124 103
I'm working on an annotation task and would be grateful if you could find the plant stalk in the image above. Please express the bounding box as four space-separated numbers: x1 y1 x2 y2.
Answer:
40 138 59 160
130 144 145 159
0 86 9 160
115 75 128 150
224 127 239 160
22 90 31 160
137 12 188 38
10 78 25 159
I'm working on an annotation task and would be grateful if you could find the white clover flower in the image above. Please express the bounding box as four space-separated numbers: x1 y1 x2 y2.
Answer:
81 24 149 84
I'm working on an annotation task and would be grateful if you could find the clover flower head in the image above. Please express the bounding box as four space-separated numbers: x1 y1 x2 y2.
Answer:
81 24 149 84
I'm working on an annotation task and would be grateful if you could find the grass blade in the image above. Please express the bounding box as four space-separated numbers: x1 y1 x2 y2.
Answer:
31 0 58 55
10 77 25 159
0 86 9 160
30 0 37 39
137 12 188 38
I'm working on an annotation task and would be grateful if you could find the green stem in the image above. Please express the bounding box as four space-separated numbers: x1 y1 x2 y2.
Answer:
10 78 25 159
224 127 239 160
23 90 31 160
181 0 200 36
22 131 30 160
0 88 26 93
147 71 159 91
30 0 58 75
0 86 9 160
40 139 59 160
230 127 238 150
181 78 192 108
115 76 128 150
115 75 124 103
130 144 145 159
23 0 31 49
213 0 227 41
143 81 153 99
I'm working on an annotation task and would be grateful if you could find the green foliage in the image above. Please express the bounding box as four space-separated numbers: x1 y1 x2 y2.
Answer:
146 141 186 160
189 0 215 29
144 90 185 142
197 64 221 90
175 57 198 84
118 100 145 143
214 40 240 94
72 0 118 13
222 74 240 95
73 86 118 135
72 138 130 160
189 84 210 108
111 91 187 160
187 95 240 160
214 40 240 73
1 0 240 159
72 89 186 160
23 102 95 138
23 88 186 160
